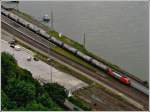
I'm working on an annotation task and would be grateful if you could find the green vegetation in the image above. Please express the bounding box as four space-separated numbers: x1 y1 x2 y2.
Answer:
1 52 67 111
68 96 91 111
43 83 67 105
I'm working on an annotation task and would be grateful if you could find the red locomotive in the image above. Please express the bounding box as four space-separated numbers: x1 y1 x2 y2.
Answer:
107 68 130 85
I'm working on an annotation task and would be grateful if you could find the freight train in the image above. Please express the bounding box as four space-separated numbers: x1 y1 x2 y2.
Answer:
1 9 130 85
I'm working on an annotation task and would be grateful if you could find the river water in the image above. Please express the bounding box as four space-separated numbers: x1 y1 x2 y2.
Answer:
10 1 149 81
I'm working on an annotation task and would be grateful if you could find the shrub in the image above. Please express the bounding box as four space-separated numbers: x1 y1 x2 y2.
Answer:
36 92 63 111
7 79 36 106
43 83 67 104
1 52 64 110
1 90 9 110
25 100 49 111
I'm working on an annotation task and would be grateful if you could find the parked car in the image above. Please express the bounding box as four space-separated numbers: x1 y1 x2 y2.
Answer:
33 57 39 61
27 56 32 61
14 45 21 51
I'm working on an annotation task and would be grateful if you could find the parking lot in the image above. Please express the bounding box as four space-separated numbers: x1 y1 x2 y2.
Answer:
1 39 88 91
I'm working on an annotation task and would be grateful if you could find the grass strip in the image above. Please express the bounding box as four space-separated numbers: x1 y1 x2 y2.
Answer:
68 96 92 111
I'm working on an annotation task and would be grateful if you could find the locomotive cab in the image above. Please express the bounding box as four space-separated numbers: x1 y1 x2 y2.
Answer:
119 76 130 85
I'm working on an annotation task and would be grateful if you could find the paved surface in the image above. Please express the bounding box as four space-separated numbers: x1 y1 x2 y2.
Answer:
1 39 88 90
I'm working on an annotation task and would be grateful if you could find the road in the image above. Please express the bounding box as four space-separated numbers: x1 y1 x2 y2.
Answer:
1 14 148 110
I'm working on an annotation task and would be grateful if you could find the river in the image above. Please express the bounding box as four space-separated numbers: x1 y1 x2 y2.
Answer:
7 1 149 81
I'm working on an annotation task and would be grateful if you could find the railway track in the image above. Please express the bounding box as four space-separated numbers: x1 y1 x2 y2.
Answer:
2 8 149 94
1 14 148 109
6 8 149 94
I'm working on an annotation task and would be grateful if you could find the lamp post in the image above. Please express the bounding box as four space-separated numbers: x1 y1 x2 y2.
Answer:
50 60 52 83
83 32 86 48
12 47 14 57
48 43 53 83
51 10 54 30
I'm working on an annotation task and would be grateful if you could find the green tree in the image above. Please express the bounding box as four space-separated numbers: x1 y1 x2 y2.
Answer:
1 52 64 110
1 52 17 65
36 92 63 111
1 52 18 90
1 90 9 110
7 101 17 110
43 83 67 104
25 100 49 111
7 79 36 106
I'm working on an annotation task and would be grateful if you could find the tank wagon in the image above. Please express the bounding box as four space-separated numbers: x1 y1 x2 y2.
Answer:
9 13 19 21
63 43 78 53
1 9 130 85
76 51 92 61
18 18 30 27
51 36 63 46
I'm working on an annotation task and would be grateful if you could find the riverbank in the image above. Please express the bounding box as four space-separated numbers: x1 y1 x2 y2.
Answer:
7 6 148 87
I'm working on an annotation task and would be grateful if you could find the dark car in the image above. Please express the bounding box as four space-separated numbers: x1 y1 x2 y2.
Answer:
10 43 15 48
33 57 39 61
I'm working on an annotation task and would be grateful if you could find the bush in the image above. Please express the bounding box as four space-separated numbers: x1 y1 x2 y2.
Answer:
1 90 9 110
1 52 18 89
1 52 64 110
7 79 36 106
43 83 67 104
7 101 17 110
25 100 49 111
36 92 63 111
1 52 17 65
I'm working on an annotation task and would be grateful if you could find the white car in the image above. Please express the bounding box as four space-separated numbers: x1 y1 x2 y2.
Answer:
14 45 21 51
